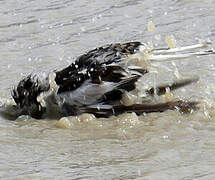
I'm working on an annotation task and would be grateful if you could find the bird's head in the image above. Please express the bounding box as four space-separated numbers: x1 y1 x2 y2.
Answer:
11 74 50 118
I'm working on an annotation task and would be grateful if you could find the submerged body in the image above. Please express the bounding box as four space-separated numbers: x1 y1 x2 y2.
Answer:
6 41 212 119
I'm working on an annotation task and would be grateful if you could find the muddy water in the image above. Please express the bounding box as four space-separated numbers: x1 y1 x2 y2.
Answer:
1 0 215 179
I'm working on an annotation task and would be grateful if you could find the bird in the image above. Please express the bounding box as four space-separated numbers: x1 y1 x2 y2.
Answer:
8 41 203 119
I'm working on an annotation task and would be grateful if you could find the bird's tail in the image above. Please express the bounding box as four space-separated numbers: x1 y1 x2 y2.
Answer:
146 77 199 96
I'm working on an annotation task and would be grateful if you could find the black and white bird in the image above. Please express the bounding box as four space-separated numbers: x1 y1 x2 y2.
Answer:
5 41 214 119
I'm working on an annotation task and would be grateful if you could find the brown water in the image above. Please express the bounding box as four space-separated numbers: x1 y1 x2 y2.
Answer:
1 0 215 179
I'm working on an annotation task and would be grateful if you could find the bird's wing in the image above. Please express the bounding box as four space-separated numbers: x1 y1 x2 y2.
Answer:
77 100 199 118
59 75 141 107
55 42 146 93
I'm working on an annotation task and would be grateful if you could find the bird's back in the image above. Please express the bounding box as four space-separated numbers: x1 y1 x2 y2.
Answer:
55 41 146 94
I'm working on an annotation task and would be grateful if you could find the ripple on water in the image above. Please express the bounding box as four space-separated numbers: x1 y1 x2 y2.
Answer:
1 0 215 179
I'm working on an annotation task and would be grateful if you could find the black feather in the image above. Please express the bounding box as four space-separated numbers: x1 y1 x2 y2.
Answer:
83 100 199 118
9 41 199 119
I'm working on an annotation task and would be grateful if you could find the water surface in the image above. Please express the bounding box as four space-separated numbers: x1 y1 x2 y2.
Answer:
0 0 215 179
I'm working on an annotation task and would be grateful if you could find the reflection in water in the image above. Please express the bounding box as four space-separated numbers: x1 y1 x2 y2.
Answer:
0 0 215 179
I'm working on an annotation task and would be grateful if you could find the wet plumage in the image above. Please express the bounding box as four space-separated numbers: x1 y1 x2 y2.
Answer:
11 42 198 119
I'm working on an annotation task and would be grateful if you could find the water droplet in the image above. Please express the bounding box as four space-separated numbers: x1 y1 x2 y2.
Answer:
80 27 85 32
163 135 169 139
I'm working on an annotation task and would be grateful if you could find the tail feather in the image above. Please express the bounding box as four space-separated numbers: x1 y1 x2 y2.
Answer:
146 77 199 96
